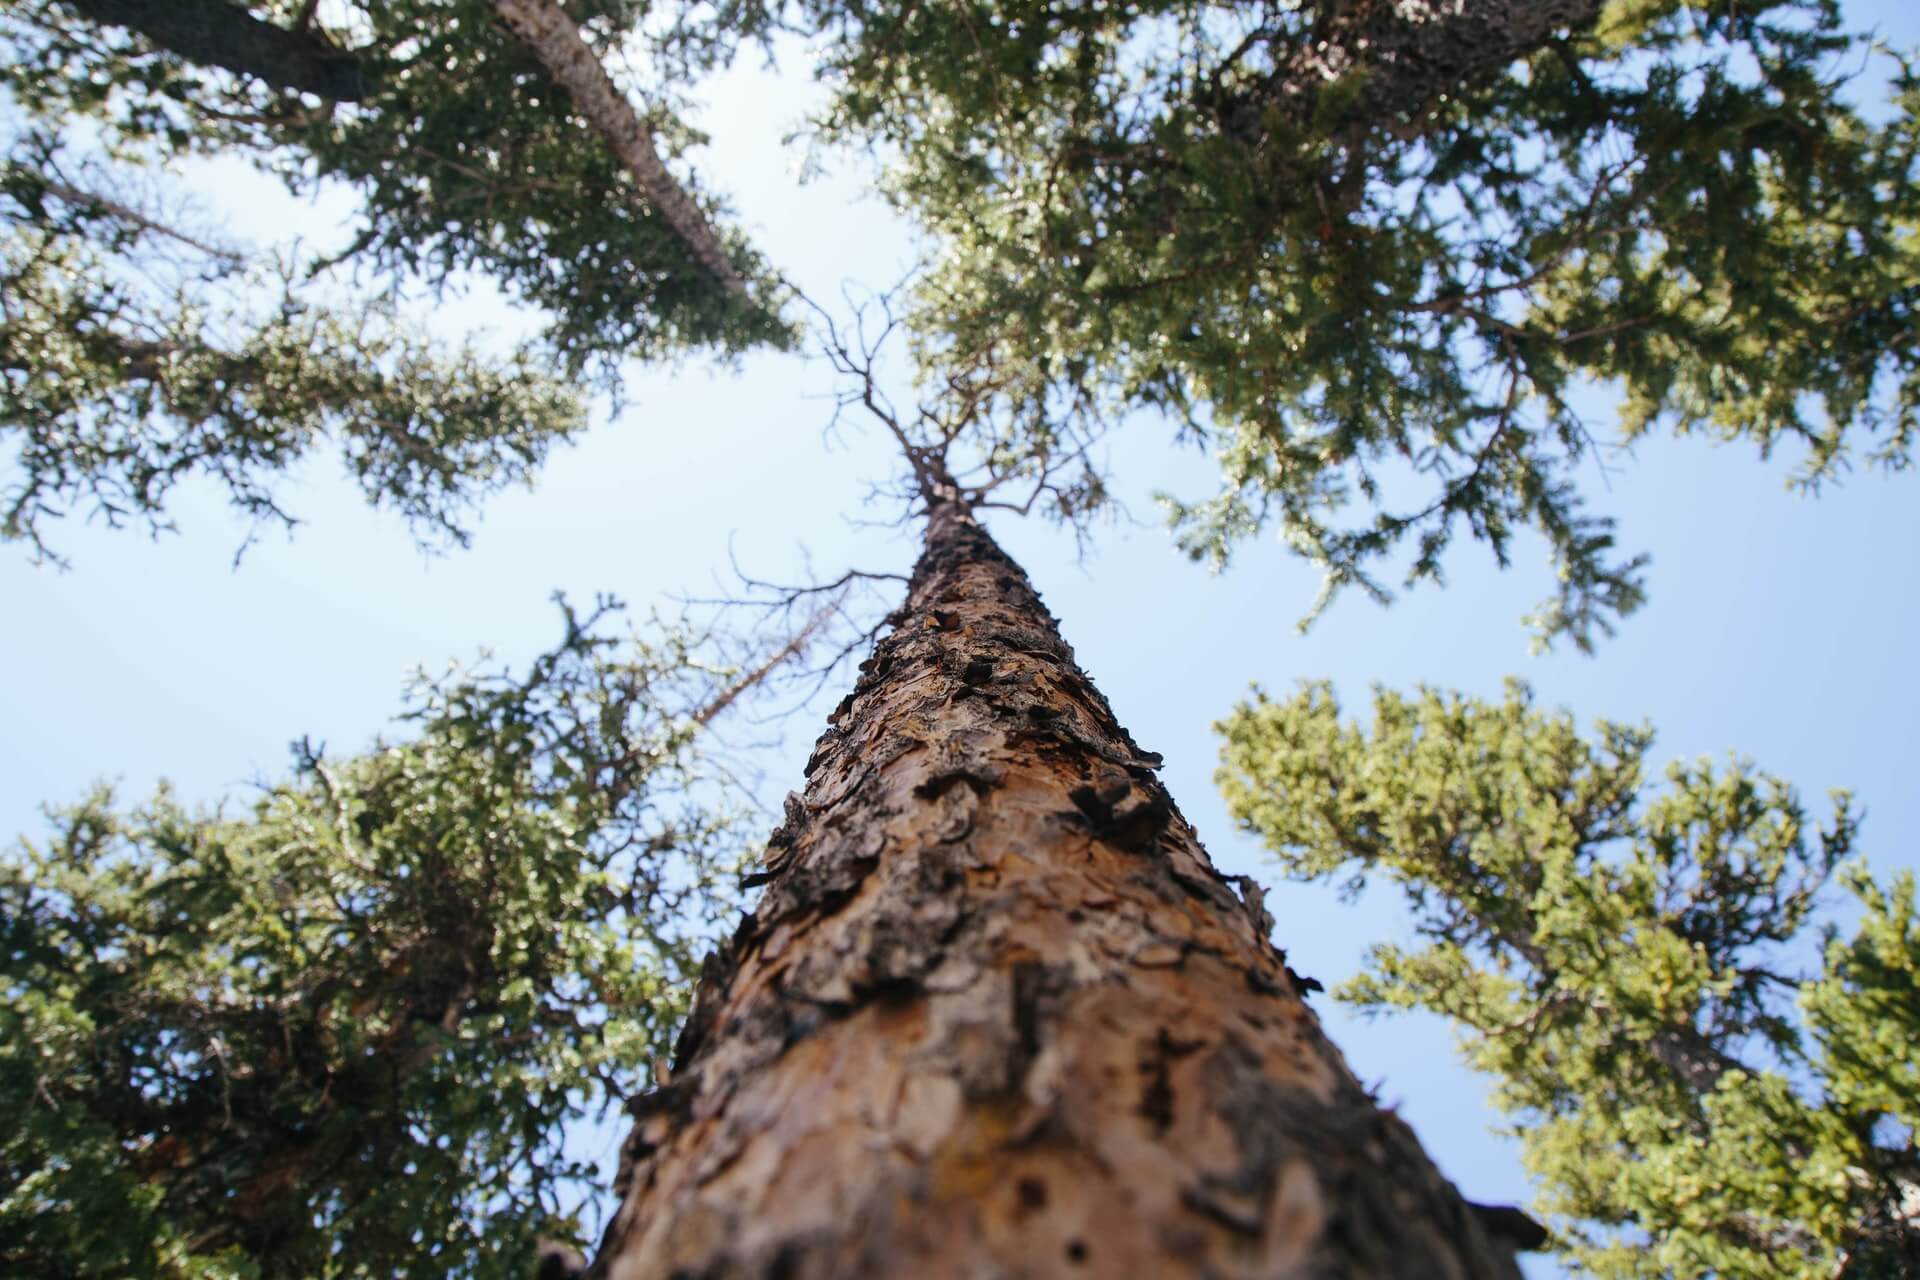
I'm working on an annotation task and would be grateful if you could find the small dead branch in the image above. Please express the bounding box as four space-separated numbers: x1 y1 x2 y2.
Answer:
798 285 1115 533
32 176 245 264
682 543 915 720
691 599 837 728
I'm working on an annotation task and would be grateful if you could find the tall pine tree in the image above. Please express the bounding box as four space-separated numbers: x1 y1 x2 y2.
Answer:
5 1 1918 1275
598 465 1534 1277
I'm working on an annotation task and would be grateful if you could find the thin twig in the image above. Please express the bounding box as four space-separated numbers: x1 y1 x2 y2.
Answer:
35 177 243 264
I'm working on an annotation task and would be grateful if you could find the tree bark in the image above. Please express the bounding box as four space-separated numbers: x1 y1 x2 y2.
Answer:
593 499 1526 1278
490 0 751 302
60 0 374 101
1218 0 1608 141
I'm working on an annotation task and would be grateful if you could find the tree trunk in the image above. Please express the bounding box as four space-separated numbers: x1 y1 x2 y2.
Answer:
594 499 1524 1279
62 0 375 102
491 0 751 302
1264 0 1608 135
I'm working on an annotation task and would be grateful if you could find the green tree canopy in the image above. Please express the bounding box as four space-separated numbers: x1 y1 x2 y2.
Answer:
810 0 1920 646
10 0 1918 646
0 600 750 1277
0 135 590 558
0 0 793 557
1216 679 1919 1276
9 0 788 365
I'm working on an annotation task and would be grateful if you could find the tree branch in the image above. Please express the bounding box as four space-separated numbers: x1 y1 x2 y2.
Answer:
1216 0 1610 142
690 602 835 729
31 174 243 263
490 0 750 301
61 0 376 101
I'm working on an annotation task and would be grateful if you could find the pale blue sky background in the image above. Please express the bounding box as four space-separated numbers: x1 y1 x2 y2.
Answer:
5 5 1919 1272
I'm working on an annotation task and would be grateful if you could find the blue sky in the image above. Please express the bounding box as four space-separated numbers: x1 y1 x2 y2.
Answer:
5 5 1919 1271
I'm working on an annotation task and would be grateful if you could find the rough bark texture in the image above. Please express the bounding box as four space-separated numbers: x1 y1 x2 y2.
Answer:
593 500 1526 1279
490 0 750 301
1222 0 1607 140
61 0 374 101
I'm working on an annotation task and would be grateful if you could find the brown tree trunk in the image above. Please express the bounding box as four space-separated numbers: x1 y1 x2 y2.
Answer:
594 499 1525 1279
491 0 751 302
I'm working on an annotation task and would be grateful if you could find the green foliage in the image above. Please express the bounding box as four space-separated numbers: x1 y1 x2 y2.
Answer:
10 0 1916 631
1217 680 1918 1276
0 601 746 1277
0 136 588 559
0 0 795 556
280 0 792 373
808 0 1920 647
6 0 791 368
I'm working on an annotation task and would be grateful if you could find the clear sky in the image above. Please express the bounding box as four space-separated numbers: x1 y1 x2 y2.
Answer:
5 5 1919 1272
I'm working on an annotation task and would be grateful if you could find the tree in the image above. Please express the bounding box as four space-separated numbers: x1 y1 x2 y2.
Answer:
813 0 1920 647
1 0 790 557
1216 679 1920 1277
596 461 1535 1277
10 0 1916 645
1 601 749 1276
6 0 1917 1275
0 142 589 559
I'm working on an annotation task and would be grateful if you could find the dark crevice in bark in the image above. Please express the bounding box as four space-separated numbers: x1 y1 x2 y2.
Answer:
1467 1202 1552 1252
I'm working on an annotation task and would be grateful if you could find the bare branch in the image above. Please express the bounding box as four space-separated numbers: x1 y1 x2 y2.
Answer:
690 600 836 728
798 285 1115 538
682 547 915 722
32 176 243 264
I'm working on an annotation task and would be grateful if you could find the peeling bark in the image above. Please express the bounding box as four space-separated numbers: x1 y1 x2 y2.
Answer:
594 499 1525 1278
490 0 750 301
